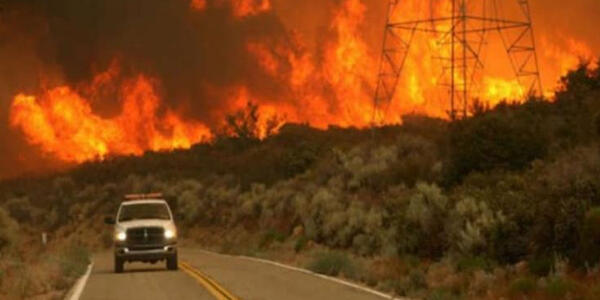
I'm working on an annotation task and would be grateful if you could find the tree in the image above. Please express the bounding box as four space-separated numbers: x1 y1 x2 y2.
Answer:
445 105 548 185
225 102 261 140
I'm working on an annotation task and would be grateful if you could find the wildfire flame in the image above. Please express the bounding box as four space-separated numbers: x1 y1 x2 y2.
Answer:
231 0 271 17
10 75 211 162
190 0 207 11
8 0 597 164
190 0 271 17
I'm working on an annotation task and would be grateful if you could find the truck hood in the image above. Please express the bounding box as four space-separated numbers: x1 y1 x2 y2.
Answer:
117 219 173 229
115 219 177 239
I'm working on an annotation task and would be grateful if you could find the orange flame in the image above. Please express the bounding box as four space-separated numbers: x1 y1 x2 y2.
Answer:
189 0 270 17
190 0 207 11
231 0 271 18
10 76 211 162
8 0 598 164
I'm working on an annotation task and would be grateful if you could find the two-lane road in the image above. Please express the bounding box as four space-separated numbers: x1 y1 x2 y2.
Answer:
79 251 213 300
79 248 390 300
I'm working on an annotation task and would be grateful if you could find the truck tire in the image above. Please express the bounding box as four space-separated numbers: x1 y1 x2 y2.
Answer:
115 257 124 273
167 253 178 270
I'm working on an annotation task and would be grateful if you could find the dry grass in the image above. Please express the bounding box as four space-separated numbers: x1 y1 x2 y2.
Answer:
0 216 98 299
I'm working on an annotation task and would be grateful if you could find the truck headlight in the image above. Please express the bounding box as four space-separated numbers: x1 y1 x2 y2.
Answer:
116 232 127 241
164 229 176 239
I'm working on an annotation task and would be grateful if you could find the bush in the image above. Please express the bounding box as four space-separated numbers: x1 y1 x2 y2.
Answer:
259 229 286 248
468 270 495 297
352 234 378 256
446 104 548 184
337 145 399 190
4 197 34 223
307 251 357 278
294 236 308 253
175 181 204 224
404 183 448 257
509 276 537 295
0 207 19 250
377 279 406 296
60 244 91 279
531 196 587 262
447 197 506 256
528 254 554 277
392 134 441 186
407 268 428 291
578 207 600 267
531 146 600 204
385 278 419 297
544 276 577 299
455 256 493 273
585 282 600 300
427 288 462 300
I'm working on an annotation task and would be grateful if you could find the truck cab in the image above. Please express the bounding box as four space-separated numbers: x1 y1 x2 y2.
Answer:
105 194 178 273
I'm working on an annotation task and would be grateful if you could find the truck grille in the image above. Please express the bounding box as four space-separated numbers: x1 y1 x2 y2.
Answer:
126 227 164 244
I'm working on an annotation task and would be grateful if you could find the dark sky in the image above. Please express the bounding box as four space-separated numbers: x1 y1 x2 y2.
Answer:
0 0 301 178
0 0 599 179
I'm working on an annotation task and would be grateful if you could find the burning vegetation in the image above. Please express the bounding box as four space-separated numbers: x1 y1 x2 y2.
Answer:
3 62 600 299
0 0 598 173
10 74 212 162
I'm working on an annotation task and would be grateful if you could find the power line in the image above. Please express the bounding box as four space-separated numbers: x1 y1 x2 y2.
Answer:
373 0 542 123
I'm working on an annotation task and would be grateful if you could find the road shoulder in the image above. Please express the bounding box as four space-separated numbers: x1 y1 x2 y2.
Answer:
181 248 404 300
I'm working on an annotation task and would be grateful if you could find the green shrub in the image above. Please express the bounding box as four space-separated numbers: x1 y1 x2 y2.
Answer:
544 276 577 299
352 234 378 256
294 236 308 253
0 207 19 250
408 268 428 291
446 105 548 184
377 279 406 295
528 254 554 277
447 197 506 256
307 251 356 278
585 282 600 300
455 256 493 273
4 197 33 223
259 229 286 248
404 183 448 257
337 145 399 190
176 182 203 224
509 276 537 295
488 218 529 264
15 266 33 298
427 288 462 300
60 244 91 279
578 207 600 266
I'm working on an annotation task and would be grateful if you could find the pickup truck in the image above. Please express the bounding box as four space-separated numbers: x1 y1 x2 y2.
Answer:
104 194 178 273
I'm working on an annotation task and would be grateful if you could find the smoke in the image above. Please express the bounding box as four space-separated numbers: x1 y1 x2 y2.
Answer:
7 1 297 120
0 0 599 179
532 0 600 49
0 0 301 178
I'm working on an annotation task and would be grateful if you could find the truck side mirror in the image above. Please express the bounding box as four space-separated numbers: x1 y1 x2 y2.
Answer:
104 216 115 225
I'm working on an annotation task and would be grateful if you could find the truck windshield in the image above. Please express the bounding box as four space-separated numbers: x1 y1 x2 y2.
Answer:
118 203 171 222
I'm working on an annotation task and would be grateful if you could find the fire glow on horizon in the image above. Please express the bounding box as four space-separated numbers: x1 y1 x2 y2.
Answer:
7 0 597 163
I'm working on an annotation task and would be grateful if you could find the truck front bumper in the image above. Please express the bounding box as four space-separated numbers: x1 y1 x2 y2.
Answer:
115 243 177 262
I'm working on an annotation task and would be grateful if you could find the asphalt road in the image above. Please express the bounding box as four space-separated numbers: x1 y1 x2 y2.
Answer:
78 248 388 300
79 251 213 300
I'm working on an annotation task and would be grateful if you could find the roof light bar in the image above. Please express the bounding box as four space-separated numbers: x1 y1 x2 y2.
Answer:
124 193 164 200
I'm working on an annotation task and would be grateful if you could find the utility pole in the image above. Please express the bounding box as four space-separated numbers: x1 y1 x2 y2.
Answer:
373 0 543 123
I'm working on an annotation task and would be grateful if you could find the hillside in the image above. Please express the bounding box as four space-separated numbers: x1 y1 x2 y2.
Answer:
2 62 600 299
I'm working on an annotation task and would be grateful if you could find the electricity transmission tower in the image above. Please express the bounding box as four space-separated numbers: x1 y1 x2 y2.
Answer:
373 0 542 122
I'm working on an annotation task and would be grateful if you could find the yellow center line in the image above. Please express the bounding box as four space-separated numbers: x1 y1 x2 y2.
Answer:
179 261 240 300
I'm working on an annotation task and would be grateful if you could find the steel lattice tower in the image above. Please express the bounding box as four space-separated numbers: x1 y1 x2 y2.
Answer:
373 0 542 122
